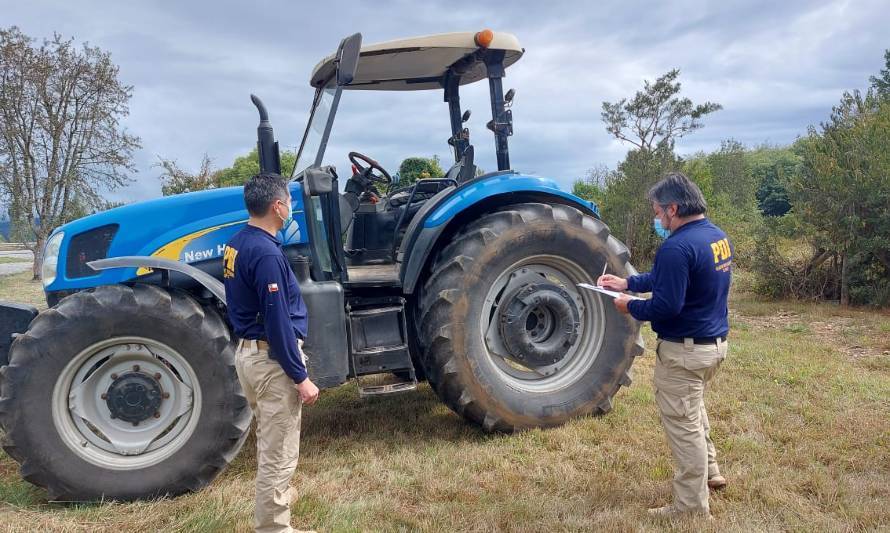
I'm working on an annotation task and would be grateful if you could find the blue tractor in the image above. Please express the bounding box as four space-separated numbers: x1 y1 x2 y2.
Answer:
0 31 643 501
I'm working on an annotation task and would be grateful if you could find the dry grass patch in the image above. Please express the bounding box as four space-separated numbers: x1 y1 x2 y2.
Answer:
0 271 45 309
0 272 888 531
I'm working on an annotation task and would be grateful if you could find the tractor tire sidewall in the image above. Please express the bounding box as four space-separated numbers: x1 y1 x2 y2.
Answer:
0 284 249 501
420 204 642 431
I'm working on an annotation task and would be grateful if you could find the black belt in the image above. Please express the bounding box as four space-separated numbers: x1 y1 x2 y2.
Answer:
658 335 727 345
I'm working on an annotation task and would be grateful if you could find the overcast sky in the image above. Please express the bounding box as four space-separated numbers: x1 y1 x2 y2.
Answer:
5 0 890 202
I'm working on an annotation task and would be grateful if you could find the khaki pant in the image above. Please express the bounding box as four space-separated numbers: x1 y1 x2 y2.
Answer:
653 337 727 514
236 339 305 533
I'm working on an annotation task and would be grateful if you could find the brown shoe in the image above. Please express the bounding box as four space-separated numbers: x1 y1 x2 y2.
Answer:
708 474 727 491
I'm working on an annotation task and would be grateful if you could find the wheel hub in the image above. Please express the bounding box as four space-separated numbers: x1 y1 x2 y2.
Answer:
105 371 163 425
498 282 581 367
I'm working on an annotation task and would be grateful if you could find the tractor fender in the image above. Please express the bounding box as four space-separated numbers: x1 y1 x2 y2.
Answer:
88 256 226 304
398 172 600 294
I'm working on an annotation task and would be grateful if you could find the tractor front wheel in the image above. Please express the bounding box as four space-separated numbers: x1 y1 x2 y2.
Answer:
0 284 250 501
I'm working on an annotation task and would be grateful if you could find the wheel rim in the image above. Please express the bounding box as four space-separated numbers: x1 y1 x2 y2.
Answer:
51 337 202 470
481 255 606 393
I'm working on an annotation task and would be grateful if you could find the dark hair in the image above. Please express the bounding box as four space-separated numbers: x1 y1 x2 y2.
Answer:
647 172 707 216
244 172 289 216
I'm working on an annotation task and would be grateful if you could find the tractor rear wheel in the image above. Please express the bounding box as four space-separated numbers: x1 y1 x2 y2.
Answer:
418 203 644 431
0 284 250 501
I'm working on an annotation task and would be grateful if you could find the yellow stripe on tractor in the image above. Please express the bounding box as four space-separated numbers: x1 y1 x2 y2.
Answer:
136 221 244 276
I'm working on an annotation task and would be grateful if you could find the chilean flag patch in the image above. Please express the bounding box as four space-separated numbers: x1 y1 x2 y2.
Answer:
267 283 279 293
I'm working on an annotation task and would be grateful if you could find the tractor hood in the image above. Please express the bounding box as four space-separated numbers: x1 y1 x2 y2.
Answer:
46 183 307 292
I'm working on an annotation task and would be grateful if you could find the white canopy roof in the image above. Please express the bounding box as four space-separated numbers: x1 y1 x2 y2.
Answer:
310 31 524 91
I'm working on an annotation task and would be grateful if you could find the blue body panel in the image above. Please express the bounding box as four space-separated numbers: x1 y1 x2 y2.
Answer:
46 183 308 292
423 173 599 228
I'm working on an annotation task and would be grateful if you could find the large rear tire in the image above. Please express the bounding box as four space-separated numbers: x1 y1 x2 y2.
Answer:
0 284 251 501
418 203 644 432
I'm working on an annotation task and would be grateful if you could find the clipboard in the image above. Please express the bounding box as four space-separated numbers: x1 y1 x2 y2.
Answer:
577 283 645 300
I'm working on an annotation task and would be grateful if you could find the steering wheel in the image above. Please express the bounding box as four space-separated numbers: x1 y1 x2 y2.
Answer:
348 151 393 186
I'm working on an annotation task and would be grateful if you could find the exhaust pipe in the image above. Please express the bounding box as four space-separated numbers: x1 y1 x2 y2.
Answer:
250 94 281 174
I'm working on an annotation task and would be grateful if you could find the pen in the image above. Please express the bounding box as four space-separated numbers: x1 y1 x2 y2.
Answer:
601 263 607 280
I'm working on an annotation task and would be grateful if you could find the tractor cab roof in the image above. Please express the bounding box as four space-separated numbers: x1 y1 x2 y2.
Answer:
310 31 524 91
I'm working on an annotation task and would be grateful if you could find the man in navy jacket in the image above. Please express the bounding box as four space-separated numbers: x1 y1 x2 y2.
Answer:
599 172 732 519
224 172 319 533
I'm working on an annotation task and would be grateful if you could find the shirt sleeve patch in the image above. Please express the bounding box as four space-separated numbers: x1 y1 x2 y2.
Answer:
267 283 279 293
223 245 238 279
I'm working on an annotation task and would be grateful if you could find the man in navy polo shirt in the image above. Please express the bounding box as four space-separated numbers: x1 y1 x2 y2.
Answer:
223 172 319 533
599 172 732 519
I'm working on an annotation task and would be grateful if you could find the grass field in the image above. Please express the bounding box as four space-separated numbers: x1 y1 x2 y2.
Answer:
0 272 888 532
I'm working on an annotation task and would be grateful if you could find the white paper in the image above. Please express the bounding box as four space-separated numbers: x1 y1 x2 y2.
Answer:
577 283 645 300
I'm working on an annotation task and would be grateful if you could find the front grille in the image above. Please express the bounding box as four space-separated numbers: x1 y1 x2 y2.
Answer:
66 224 119 278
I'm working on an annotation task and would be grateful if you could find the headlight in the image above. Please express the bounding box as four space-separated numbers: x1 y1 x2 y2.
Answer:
41 231 64 287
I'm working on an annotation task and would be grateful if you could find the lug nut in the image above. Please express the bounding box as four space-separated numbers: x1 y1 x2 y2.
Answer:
153 412 161 418
101 393 108 400
162 392 170 399
111 373 118 380
154 373 161 380
132 421 139 426
133 364 140 372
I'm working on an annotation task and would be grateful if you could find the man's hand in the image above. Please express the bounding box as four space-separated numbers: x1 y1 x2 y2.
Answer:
295 378 320 405
613 293 632 314
597 274 628 291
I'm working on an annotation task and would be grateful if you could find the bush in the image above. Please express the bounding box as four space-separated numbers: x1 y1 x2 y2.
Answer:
751 221 840 301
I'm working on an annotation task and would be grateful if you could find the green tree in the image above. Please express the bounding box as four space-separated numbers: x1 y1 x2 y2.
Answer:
749 145 799 217
216 148 297 187
394 156 444 188
601 69 722 152
791 91 890 305
869 49 890 99
708 140 755 208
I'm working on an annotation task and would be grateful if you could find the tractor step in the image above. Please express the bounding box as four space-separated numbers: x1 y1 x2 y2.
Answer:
355 374 418 397
346 296 418 396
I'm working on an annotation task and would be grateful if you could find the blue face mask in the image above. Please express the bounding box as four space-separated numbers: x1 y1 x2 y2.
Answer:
653 217 671 239
277 201 293 230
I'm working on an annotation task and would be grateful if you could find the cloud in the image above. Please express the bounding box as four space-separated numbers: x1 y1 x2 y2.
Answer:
6 0 890 198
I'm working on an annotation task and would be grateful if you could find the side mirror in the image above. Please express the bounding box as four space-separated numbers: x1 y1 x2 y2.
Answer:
337 33 362 86
461 109 472 123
